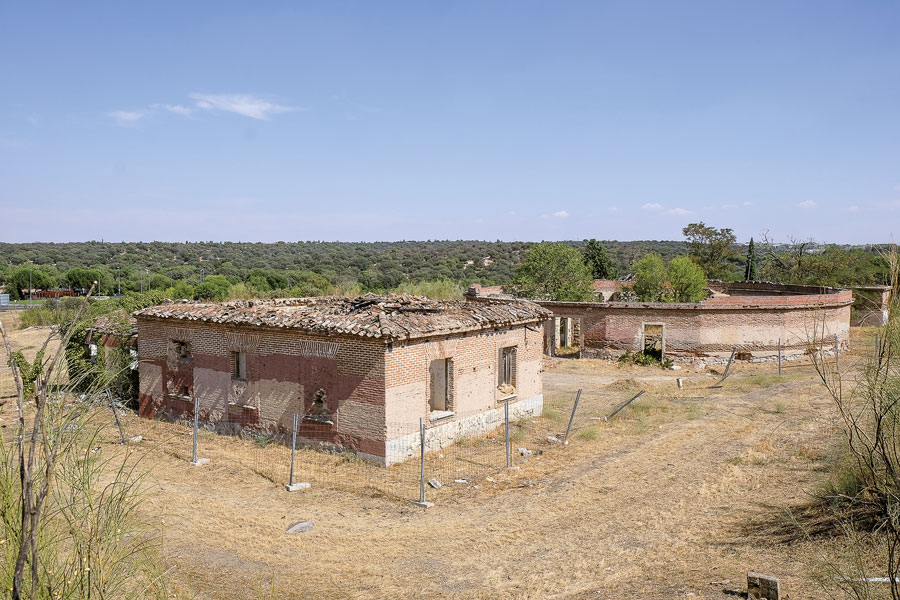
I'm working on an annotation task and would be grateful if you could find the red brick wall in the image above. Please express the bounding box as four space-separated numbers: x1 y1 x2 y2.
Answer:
137 317 387 456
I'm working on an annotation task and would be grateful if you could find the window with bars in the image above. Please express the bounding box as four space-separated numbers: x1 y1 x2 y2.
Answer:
499 346 517 390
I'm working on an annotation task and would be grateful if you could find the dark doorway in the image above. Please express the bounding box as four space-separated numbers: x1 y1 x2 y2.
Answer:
642 324 664 361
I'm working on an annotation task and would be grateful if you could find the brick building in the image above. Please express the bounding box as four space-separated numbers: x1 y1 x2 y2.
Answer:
134 294 548 464
468 281 852 363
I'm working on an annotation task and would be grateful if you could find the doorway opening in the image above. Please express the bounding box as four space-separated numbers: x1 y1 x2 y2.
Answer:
642 324 664 362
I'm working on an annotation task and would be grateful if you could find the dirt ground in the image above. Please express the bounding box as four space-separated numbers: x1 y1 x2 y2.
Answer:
0 315 881 599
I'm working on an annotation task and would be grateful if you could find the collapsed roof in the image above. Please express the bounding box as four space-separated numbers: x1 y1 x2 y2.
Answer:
133 293 550 342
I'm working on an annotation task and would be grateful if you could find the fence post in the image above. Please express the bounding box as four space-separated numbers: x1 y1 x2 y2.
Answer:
290 413 298 486
505 397 510 468
413 417 432 507
190 395 208 466
777 338 782 375
835 333 840 372
285 413 309 491
563 389 582 445
106 389 126 444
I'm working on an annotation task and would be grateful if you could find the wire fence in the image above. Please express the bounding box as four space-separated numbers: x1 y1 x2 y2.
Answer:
1 329 880 505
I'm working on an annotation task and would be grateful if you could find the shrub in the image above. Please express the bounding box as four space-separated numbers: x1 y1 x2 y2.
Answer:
633 253 666 301
668 256 707 302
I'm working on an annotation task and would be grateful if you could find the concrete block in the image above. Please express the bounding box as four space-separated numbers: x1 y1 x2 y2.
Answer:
128 435 143 444
285 482 311 492
428 478 442 489
190 458 209 466
287 520 314 533
747 571 780 600
411 501 434 509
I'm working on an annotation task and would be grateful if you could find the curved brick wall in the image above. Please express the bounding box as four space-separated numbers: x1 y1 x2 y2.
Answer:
532 282 852 361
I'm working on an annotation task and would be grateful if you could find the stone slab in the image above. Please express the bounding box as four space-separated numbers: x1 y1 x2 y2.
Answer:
285 482 311 492
747 571 780 600
287 521 314 533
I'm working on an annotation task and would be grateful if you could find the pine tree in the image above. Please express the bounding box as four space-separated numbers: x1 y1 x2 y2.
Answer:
583 239 618 280
744 238 758 281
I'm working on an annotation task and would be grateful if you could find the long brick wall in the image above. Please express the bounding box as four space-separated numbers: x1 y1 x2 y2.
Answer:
538 298 851 360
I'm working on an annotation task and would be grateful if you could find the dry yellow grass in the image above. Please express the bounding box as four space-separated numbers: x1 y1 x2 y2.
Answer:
0 324 883 599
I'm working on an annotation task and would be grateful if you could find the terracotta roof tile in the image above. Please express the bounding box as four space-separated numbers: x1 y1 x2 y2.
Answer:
134 293 549 341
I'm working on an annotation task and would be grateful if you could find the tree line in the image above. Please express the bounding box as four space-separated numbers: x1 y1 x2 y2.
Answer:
0 234 891 303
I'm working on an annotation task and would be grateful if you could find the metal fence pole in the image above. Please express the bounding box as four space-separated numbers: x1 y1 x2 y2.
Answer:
106 389 126 444
835 334 840 372
777 338 782 375
289 413 298 487
419 417 426 504
192 395 199 464
505 397 510 468
563 388 582 445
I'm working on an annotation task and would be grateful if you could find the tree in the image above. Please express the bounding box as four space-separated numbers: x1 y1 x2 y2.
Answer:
148 273 173 290
65 267 101 292
512 243 594 301
668 256 708 302
170 281 195 300
583 239 618 280
682 222 737 279
195 275 231 301
744 238 758 281
633 253 667 301
7 266 56 300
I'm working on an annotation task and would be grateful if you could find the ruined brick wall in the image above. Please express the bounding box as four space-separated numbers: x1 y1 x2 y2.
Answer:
384 323 544 438
539 290 852 360
136 317 387 456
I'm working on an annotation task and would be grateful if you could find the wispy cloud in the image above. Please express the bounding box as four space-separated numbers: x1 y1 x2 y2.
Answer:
190 93 298 120
743 201 753 207
153 103 195 117
552 210 569 218
667 207 691 216
641 203 664 212
607 206 620 213
107 110 147 126
798 200 817 209
847 204 860 213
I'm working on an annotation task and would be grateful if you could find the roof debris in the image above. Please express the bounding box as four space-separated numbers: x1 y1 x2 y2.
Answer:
134 293 550 342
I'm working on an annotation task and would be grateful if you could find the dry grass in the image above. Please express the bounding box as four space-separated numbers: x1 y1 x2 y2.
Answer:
0 324 884 599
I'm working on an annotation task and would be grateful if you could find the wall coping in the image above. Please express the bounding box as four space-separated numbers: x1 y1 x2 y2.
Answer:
537 294 852 312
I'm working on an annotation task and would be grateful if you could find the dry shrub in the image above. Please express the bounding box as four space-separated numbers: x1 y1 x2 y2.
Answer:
0 289 170 600
809 244 900 598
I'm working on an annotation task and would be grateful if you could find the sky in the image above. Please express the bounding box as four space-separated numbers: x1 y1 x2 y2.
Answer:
1 1 899 244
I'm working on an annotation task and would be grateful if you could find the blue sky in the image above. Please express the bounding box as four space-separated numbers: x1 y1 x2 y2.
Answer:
1 1 898 244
